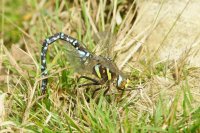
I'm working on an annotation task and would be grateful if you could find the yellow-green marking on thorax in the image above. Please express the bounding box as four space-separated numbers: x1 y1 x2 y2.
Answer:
94 65 102 78
106 68 112 80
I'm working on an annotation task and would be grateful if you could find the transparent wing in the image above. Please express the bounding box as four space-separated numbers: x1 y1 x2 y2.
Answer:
61 41 95 75
93 31 117 59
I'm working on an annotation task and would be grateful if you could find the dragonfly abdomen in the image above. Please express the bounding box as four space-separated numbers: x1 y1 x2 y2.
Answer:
41 32 91 94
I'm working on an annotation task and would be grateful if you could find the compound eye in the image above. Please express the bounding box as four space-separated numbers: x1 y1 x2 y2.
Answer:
117 75 123 87
117 75 129 89
125 79 130 88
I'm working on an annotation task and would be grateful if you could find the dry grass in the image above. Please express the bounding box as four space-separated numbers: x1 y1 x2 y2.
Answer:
0 0 200 132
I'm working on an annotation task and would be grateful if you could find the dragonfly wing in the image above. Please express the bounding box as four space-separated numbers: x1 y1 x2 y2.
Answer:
93 32 117 59
62 42 94 75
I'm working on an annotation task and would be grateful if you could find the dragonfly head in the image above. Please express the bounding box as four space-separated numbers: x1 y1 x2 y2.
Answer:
116 75 130 90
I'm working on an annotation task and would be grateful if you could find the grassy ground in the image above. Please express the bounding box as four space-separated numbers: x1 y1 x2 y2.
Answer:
0 0 200 132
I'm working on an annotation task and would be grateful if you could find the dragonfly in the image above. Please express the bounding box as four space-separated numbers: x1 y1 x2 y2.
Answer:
41 32 130 95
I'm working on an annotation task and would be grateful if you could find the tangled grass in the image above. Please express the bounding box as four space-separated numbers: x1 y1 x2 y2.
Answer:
0 0 200 132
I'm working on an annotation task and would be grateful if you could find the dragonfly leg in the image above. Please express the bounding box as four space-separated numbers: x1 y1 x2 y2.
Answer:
92 83 110 97
77 76 99 84
77 76 107 96
92 86 109 98
78 82 100 87
103 85 110 96
92 88 101 98
77 76 112 98
77 76 103 87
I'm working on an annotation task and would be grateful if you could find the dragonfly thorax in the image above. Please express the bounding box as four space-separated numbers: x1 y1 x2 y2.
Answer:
92 60 129 90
